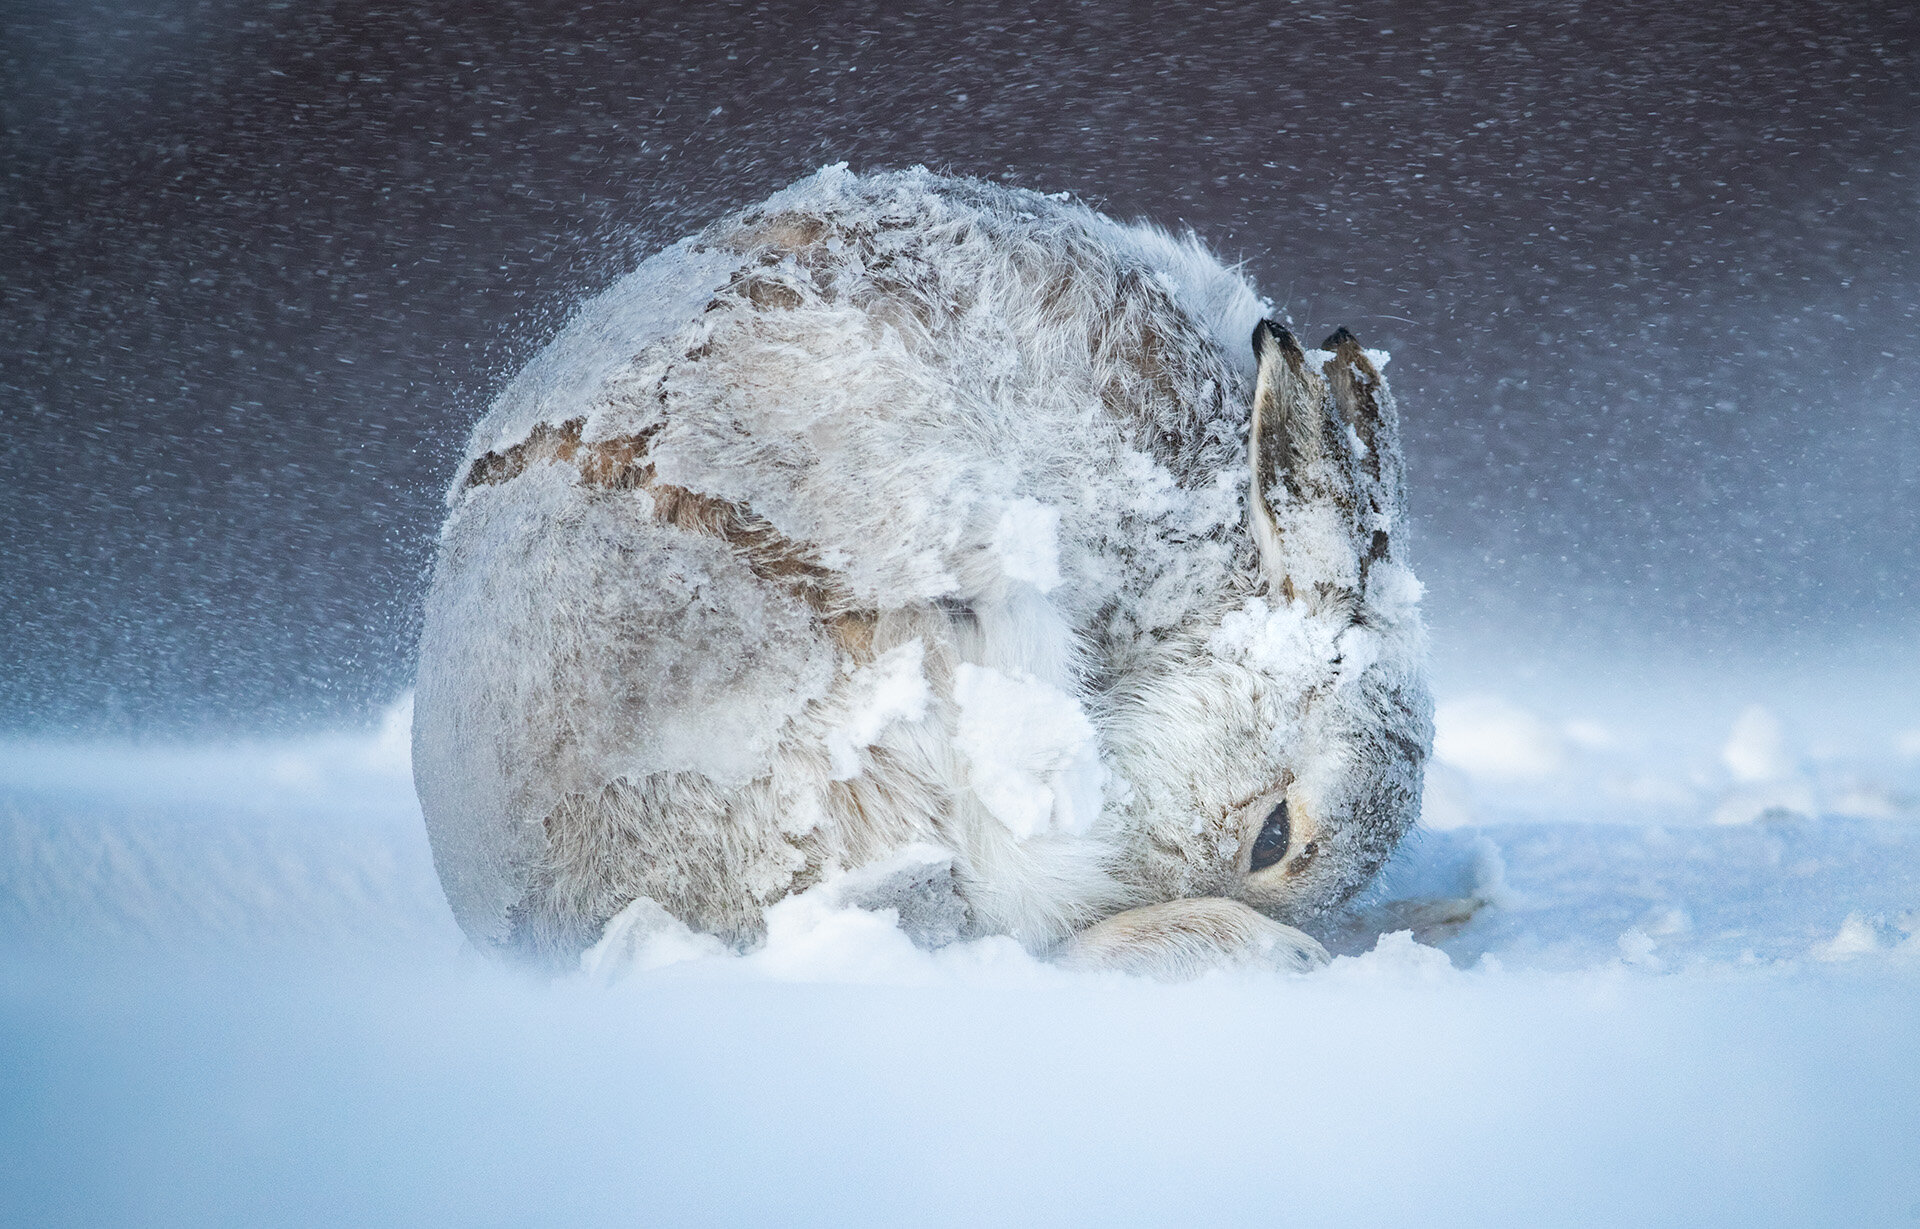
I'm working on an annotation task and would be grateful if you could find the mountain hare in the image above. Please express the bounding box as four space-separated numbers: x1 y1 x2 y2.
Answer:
413 166 1432 977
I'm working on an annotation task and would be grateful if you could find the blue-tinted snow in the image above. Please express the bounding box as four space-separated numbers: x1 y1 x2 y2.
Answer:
3 701 1917 1227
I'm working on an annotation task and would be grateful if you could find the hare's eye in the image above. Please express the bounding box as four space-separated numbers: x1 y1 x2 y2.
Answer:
1249 800 1291 872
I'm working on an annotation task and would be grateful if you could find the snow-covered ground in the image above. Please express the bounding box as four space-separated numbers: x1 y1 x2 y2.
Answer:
4 693 1919 1227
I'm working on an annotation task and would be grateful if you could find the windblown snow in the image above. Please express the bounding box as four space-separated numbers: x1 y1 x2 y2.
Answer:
4 692 1918 1226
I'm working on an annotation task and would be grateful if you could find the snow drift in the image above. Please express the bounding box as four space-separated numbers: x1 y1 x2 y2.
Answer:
3 694 1918 1226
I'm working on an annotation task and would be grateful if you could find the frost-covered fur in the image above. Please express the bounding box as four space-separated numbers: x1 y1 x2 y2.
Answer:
413 165 1433 973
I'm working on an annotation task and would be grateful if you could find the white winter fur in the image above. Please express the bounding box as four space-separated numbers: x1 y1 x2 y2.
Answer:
412 165 1432 972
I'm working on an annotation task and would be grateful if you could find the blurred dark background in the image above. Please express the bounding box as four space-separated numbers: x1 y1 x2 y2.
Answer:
4 0 1916 736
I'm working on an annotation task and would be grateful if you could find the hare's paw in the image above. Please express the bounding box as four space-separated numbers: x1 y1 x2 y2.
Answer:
1058 898 1330 980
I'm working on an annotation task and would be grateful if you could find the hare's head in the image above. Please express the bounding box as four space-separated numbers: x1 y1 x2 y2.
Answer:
1106 322 1432 928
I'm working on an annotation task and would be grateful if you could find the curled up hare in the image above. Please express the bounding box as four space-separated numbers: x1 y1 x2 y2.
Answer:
413 166 1434 979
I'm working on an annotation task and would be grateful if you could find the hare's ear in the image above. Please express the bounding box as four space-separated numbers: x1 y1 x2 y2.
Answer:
1248 321 1409 613
1321 328 1406 575
1247 319 1328 602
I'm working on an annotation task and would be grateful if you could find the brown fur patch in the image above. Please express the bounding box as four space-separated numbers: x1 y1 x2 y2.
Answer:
463 418 869 642
728 273 805 311
716 210 960 338
724 210 830 255
823 610 878 657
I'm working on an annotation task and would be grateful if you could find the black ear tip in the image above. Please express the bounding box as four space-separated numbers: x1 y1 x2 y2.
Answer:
1322 326 1359 350
1252 318 1299 358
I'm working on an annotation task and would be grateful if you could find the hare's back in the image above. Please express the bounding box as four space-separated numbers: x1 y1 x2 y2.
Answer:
415 167 1268 956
